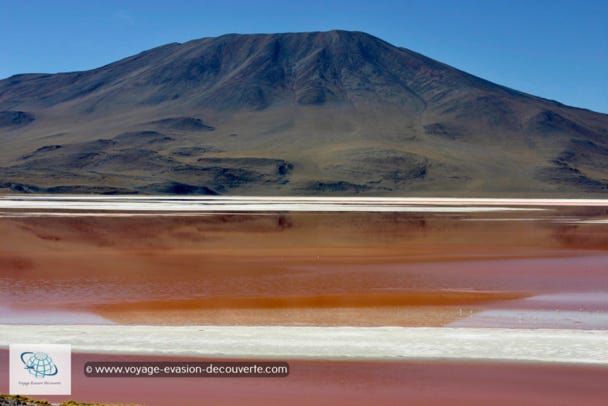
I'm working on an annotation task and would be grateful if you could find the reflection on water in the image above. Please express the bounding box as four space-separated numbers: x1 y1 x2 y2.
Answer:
449 292 608 329
449 309 608 329
1 205 607 326
0 305 112 324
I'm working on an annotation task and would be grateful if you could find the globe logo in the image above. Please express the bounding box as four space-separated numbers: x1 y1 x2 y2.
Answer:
20 352 59 378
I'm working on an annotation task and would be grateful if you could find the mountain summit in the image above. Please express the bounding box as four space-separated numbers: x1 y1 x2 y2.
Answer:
1 31 607 195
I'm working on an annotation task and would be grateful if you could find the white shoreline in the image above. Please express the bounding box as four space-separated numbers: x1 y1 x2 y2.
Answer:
2 196 608 205
1 325 607 366
0 196 606 213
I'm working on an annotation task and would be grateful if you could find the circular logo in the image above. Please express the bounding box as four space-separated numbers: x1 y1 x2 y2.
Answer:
20 351 59 378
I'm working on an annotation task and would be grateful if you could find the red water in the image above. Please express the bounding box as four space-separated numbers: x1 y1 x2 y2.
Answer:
1 208 608 326
2 207 608 404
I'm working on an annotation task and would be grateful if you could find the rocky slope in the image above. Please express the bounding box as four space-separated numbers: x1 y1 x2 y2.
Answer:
1 30 607 195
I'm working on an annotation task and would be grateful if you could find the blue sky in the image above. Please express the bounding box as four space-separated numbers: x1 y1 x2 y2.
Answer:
1 0 607 113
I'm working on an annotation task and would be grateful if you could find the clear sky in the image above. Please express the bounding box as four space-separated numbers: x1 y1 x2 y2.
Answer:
1 0 607 113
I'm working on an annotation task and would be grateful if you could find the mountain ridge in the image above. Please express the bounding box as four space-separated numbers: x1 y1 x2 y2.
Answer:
1 30 607 196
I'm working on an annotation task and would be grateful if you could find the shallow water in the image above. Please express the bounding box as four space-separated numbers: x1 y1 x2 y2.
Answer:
1 198 607 327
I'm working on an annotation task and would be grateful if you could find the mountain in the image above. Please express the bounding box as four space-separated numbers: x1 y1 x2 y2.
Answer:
1 30 607 196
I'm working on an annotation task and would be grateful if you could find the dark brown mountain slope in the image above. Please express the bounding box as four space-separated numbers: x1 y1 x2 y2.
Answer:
0 30 606 195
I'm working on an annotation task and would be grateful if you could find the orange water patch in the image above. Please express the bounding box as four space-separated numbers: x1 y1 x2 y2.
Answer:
89 290 524 326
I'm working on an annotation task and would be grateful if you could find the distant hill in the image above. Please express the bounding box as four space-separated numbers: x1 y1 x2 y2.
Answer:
1 30 607 196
